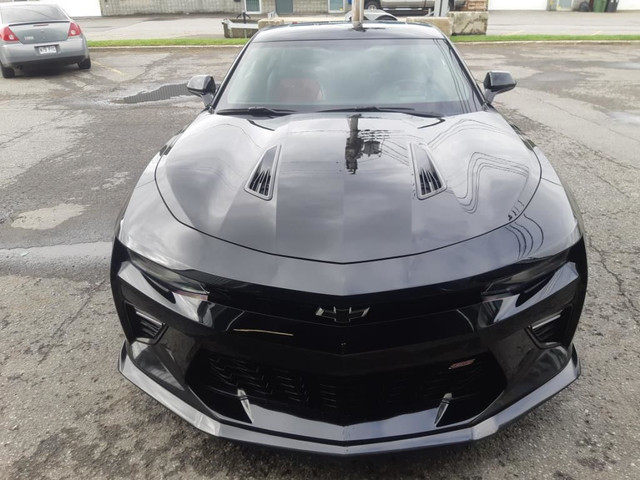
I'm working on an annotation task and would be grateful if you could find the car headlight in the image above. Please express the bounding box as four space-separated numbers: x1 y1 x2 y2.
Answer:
129 250 209 302
482 251 568 298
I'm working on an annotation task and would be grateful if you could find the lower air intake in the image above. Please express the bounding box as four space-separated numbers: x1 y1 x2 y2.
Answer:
187 351 505 425
531 308 572 345
126 304 165 343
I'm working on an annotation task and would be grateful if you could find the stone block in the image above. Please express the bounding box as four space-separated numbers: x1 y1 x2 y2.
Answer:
406 17 452 38
222 19 260 39
258 18 286 30
448 11 489 36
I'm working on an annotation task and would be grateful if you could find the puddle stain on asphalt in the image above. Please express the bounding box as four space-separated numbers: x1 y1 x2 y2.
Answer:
115 83 190 104
11 203 86 230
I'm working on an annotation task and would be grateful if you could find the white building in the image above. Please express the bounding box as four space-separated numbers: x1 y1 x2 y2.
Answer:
3 0 639 17
1 0 102 17
488 0 640 9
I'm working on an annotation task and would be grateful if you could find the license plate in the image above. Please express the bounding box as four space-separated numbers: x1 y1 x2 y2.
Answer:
38 46 57 55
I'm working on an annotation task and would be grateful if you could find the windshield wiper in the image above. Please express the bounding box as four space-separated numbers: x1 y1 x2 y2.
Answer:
320 106 414 113
215 107 296 116
319 106 443 118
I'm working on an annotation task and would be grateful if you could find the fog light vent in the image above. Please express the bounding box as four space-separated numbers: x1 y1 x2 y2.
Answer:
530 308 571 345
125 304 165 343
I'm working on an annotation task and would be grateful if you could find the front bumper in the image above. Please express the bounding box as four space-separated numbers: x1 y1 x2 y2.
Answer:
112 234 587 455
0 36 89 69
120 343 580 455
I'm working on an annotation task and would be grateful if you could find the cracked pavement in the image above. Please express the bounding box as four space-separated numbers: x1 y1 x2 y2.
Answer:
0 44 639 479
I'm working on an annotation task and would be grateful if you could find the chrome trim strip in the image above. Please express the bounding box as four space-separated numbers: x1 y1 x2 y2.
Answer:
531 312 562 330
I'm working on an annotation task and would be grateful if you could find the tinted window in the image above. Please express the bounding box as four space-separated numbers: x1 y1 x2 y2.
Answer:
0 5 67 24
216 38 482 116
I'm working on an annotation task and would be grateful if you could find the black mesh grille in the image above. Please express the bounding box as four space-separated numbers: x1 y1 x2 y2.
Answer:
187 351 505 424
418 166 443 196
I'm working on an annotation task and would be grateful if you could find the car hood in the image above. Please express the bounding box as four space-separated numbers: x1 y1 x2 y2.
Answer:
155 111 541 264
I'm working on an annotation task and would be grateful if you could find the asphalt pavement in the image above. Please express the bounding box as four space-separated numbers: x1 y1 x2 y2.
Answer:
77 10 640 40
0 42 639 479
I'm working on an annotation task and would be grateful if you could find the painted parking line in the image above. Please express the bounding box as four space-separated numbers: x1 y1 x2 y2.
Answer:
93 60 125 75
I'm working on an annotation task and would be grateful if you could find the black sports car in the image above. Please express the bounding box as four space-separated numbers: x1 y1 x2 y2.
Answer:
111 22 588 455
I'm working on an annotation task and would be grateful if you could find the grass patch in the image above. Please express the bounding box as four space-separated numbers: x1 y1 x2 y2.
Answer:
87 34 640 48
88 38 249 47
452 34 640 42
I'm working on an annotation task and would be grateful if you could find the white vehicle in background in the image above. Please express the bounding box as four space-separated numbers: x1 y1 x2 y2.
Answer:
363 0 466 11
0 1 90 78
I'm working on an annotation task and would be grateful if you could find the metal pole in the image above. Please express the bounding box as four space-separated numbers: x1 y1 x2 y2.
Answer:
352 0 364 29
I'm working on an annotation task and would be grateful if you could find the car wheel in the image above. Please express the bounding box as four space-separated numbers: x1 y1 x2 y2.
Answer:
1 62 15 79
365 1 380 10
78 58 91 70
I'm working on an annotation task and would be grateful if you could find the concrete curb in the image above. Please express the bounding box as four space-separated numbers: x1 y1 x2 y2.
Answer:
455 40 640 45
88 44 246 50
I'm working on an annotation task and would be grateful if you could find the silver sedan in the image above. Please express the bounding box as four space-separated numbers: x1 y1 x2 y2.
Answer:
0 1 90 78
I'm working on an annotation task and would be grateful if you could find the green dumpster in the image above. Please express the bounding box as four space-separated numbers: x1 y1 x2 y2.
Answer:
593 0 607 11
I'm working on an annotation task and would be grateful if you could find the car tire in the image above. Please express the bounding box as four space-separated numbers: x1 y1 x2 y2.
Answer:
365 1 380 10
78 58 91 70
1 62 15 79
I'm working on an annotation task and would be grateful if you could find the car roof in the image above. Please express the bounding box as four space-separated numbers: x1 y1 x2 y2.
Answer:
253 22 446 43
0 2 65 10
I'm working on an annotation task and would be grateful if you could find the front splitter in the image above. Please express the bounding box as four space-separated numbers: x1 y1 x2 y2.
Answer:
119 344 580 456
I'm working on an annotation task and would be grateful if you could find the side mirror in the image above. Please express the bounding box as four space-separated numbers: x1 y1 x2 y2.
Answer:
483 71 516 104
187 75 216 106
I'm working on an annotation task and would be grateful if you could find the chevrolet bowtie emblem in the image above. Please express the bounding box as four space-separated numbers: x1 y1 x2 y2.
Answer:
315 306 370 324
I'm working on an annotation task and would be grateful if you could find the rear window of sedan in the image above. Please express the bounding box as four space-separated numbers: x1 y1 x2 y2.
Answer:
0 5 67 24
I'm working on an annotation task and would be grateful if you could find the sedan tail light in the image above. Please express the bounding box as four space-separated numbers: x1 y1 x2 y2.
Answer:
68 22 82 37
1 26 20 42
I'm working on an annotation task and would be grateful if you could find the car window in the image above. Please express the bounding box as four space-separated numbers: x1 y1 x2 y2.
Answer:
217 38 482 116
0 5 67 24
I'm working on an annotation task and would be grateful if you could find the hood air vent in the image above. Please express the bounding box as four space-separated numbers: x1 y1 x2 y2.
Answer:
411 144 446 200
245 145 281 200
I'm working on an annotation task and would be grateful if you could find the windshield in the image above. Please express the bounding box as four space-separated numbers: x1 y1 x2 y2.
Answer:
0 5 67 24
215 38 482 116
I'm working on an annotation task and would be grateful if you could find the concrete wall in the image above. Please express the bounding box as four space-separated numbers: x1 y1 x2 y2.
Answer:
0 0 102 17
99 0 336 16
262 1 336 14
488 0 547 9
100 0 242 16
4 0 636 17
